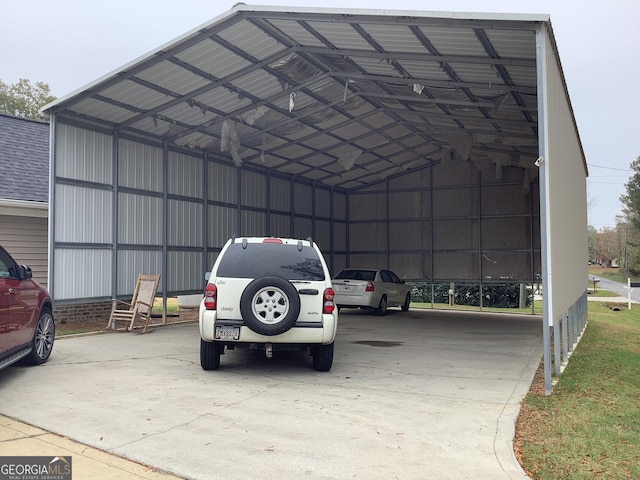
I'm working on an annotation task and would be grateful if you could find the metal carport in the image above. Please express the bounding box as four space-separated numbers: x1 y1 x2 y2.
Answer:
41 4 588 393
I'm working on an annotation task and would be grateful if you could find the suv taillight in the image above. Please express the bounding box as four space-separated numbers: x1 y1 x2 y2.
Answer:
365 281 374 292
204 283 217 310
323 287 335 314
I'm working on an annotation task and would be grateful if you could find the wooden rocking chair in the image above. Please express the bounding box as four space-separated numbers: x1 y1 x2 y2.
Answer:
107 274 161 333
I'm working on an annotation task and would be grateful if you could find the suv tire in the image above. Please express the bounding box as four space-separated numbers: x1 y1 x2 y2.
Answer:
201 339 223 370
24 307 55 365
312 342 334 371
240 275 301 336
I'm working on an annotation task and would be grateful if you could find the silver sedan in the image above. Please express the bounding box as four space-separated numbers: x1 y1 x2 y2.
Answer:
332 268 411 315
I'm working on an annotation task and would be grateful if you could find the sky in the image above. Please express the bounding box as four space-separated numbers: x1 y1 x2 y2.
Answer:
1 0 637 230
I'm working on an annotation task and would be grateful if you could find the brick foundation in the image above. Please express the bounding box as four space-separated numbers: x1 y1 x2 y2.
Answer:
53 301 114 324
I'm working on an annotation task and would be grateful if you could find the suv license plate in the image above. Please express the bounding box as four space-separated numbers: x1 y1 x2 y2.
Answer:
215 325 240 340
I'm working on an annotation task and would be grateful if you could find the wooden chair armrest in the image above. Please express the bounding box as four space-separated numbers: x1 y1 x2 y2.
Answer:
134 300 154 311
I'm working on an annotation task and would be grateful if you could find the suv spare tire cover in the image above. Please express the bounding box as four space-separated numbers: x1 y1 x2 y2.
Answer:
240 275 301 336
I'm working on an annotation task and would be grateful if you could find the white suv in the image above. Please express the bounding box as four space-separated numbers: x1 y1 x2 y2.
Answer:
199 237 338 371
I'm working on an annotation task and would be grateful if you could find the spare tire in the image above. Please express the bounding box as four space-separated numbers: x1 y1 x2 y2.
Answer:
240 275 301 336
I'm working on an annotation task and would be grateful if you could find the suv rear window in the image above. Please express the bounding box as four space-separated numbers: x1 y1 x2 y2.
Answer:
216 243 326 281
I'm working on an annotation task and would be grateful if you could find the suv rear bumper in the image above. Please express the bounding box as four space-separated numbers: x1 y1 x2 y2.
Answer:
200 311 337 344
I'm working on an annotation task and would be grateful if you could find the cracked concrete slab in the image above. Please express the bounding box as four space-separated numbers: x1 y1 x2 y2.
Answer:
0 309 541 480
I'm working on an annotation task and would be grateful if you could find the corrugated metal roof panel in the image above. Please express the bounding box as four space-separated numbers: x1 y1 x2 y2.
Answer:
44 6 566 191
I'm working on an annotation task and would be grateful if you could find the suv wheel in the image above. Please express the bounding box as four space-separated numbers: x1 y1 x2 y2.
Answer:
312 342 334 371
24 308 55 365
240 276 301 336
201 339 223 370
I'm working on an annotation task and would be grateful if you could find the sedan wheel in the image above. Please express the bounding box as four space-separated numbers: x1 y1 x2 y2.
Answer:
401 292 411 312
376 295 388 316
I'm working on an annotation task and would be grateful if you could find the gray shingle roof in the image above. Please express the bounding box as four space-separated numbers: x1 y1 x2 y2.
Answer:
0 113 49 203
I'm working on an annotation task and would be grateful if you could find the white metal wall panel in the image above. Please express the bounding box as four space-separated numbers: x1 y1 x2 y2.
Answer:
167 251 202 292
433 252 478 280
333 222 347 251
168 200 203 247
169 151 203 198
348 253 388 269
481 183 530 216
118 139 163 192
55 124 112 183
241 210 266 237
389 190 429 219
0 215 48 286
269 213 291 238
349 222 387 251
315 188 331 218
117 250 162 296
270 177 291 211
389 221 431 251
539 27 588 324
54 184 112 243
294 183 313 215
240 170 266 208
208 161 238 203
293 217 312 240
208 205 237 248
54 248 112 299
118 193 163 245
433 219 477 251
349 192 387 221
433 187 478 217
333 255 347 275
482 217 531 250
390 253 427 280
481 252 532 280
314 219 331 252
333 192 347 221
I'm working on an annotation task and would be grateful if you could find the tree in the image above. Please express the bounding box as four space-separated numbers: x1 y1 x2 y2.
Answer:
620 155 640 230
595 227 619 266
588 224 597 262
619 156 640 273
0 78 56 120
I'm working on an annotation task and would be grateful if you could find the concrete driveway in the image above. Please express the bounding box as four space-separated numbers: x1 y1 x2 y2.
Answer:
0 309 541 480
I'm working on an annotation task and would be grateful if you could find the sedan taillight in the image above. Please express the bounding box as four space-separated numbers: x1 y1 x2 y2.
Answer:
204 283 217 310
323 287 335 314
365 281 375 292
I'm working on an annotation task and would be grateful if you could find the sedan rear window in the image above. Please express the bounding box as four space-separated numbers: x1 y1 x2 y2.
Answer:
335 270 376 281
216 243 326 281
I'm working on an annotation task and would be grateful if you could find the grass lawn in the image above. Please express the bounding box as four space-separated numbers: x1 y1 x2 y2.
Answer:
515 300 640 479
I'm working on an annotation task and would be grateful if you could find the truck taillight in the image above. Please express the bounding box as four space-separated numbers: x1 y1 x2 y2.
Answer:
365 281 374 292
323 287 335 314
204 283 217 310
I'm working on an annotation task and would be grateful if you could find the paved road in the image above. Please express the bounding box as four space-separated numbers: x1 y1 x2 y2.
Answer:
590 275 640 302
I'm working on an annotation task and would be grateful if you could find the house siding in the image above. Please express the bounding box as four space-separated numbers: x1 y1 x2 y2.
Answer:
0 214 49 287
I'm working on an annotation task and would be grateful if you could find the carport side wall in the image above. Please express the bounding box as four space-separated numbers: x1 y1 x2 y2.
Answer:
346 160 540 282
49 120 349 302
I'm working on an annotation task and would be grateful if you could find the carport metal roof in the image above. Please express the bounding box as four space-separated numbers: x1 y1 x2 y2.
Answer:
44 5 552 191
